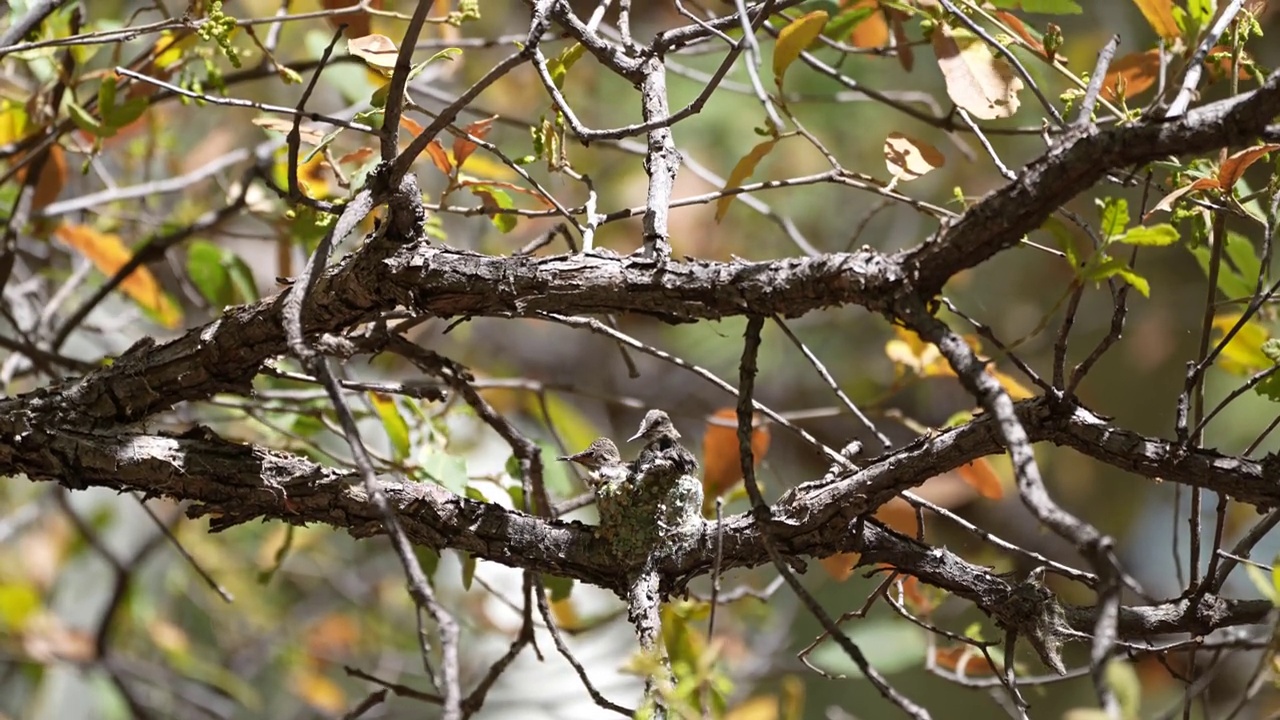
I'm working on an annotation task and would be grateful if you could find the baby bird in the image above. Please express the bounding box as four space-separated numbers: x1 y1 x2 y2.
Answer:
628 409 698 478
558 438 629 489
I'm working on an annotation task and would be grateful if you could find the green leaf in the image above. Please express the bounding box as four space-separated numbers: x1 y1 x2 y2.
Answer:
545 575 574 602
1104 661 1141 719
225 251 259 303
1115 224 1178 246
369 392 410 461
547 43 584 90
97 74 118 117
1245 559 1279 603
460 552 476 591
66 99 108 137
421 452 469 494
1018 0 1083 13
807 619 926 677
468 185 517 233
104 97 147 128
1085 256 1150 297
1097 197 1129 240
1263 339 1280 364
824 6 876 40
1189 243 1255 300
1224 231 1262 292
187 240 233 307
1256 372 1280 402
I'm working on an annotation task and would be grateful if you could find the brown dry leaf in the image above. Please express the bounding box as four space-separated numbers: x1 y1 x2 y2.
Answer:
955 458 1004 500
453 116 496 169
347 34 399 73
701 408 771 499
889 8 914 72
935 645 1000 675
1218 144 1280 189
53 224 182 328
932 24 1023 119
1145 176 1221 219
425 139 454 176
883 132 945 182
819 552 860 582
845 0 888 48
251 116 326 145
1131 0 1180 41
1100 50 1160 102
715 140 777 222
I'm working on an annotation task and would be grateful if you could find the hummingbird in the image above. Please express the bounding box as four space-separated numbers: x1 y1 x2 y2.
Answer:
558 438 630 489
628 409 698 478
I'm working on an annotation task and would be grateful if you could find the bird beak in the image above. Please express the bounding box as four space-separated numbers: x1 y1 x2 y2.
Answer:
627 431 643 443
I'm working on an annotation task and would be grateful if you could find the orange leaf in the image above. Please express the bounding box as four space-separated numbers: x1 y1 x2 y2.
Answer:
400 115 424 136
321 0 382 38
701 408 771 498
935 645 1000 675
845 0 888 48
716 139 777 222
18 145 66 210
955 458 1004 500
1218 144 1280 190
53 224 181 328
337 147 376 166
425 139 454 176
1100 50 1160 102
819 552 860 582
305 613 360 657
994 11 1046 58
453 116 495 169
1131 0 1180 41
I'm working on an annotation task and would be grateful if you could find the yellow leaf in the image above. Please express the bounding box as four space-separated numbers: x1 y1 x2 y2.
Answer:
1131 0 1180 41
726 695 778 720
932 24 1023 119
290 668 347 714
147 619 190 655
53 224 182 329
716 140 777 222
883 132 945 182
990 368 1033 401
773 11 828 86
1212 314 1273 375
0 100 30 145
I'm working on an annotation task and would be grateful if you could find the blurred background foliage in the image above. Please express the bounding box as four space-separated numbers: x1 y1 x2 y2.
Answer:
3 0 1280 718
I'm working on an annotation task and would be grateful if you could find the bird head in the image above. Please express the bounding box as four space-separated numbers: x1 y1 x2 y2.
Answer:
628 409 680 443
557 438 622 469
